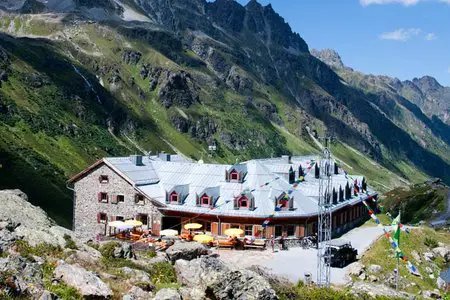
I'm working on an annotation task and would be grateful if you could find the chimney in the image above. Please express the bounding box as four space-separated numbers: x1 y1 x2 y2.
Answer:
158 152 171 162
130 155 143 166
281 155 291 164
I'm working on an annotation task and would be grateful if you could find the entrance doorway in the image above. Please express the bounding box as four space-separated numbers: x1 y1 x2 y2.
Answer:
161 216 182 234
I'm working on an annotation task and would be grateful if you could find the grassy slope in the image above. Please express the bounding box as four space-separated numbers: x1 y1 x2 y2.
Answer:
0 16 431 226
382 182 449 223
359 226 450 293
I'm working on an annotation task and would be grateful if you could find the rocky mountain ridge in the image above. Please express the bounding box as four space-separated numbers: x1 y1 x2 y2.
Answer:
312 48 450 125
0 0 449 225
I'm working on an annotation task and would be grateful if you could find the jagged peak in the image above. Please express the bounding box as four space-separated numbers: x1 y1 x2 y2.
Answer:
311 48 345 69
412 75 442 91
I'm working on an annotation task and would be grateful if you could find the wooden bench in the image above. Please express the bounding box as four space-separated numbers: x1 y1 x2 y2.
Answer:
215 240 235 248
244 240 266 250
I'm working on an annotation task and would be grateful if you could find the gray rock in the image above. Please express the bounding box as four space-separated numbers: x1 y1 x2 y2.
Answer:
429 274 435 279
0 254 44 296
368 275 378 282
351 281 411 299
437 276 446 290
209 269 278 300
166 241 210 262
423 289 441 299
175 256 277 300
425 266 433 274
39 290 59 300
347 262 365 276
358 273 366 281
158 71 198 108
423 251 435 261
153 288 182 300
123 286 152 300
65 249 101 267
54 262 112 298
411 250 421 262
120 267 152 283
432 247 450 262
368 264 383 274
178 287 205 300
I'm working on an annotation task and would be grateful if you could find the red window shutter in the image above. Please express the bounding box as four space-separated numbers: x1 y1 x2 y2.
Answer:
98 192 101 202
97 213 101 223
98 176 102 183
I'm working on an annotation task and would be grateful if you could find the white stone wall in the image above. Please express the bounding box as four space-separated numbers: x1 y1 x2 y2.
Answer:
73 163 162 240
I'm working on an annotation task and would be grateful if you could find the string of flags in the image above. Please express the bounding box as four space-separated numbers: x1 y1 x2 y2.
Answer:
362 198 420 276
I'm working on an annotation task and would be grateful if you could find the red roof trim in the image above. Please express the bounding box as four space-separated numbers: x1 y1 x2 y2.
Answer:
67 159 105 184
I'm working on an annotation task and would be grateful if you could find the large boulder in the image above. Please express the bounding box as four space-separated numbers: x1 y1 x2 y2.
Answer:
54 262 112 298
432 247 450 262
0 190 80 248
166 241 210 262
152 288 182 300
175 255 277 300
0 254 45 296
210 269 278 300
347 262 365 276
351 282 411 299
368 264 383 274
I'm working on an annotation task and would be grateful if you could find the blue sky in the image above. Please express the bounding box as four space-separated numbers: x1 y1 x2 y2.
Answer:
236 0 450 86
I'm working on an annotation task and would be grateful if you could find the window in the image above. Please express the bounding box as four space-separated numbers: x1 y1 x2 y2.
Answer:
135 194 144 204
239 196 249 208
286 225 295 237
244 225 253 236
97 213 107 224
115 216 124 221
117 195 125 202
274 225 283 237
99 175 109 183
276 196 289 210
170 192 179 203
230 170 239 181
98 192 108 203
230 224 240 229
201 194 210 206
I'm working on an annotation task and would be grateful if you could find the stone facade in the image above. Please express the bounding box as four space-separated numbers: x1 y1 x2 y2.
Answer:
73 163 162 240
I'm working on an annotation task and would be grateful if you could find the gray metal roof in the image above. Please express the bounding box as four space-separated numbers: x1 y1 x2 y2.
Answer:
104 155 376 218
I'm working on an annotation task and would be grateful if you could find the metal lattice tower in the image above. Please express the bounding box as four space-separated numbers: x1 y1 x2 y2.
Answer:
317 138 333 287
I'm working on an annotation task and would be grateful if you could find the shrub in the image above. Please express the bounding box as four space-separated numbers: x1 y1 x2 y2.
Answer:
14 240 61 259
87 240 100 250
144 248 157 259
63 234 78 250
99 241 121 259
150 262 177 285
424 237 438 248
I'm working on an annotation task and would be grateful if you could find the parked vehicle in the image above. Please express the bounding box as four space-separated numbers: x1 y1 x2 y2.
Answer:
325 239 357 268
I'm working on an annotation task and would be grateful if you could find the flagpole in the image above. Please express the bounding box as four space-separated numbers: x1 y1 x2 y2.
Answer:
395 209 400 291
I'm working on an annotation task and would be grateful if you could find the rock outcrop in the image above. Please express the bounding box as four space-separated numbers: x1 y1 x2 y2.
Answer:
158 71 199 108
0 190 77 248
175 255 277 300
166 241 210 262
54 262 113 298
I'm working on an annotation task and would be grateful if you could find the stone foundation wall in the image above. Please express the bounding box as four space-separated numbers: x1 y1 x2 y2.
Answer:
73 163 161 240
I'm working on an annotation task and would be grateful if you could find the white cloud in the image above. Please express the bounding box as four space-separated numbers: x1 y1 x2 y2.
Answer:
425 33 437 41
361 0 421 6
361 0 450 5
379 28 421 41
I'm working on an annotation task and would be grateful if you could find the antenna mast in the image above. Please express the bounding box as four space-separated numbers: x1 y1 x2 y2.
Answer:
317 136 333 287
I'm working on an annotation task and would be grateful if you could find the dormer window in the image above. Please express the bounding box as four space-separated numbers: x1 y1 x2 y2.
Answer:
239 196 249 208
230 170 239 181
170 191 179 203
135 194 145 205
226 164 247 183
99 175 109 184
275 193 294 211
201 194 210 206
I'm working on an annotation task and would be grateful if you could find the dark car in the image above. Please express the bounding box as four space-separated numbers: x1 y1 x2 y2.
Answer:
325 239 357 268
